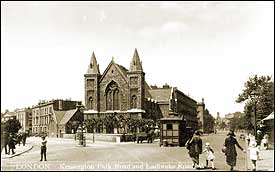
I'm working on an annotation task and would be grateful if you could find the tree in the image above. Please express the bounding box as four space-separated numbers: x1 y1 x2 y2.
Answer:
4 119 21 134
236 75 274 122
85 119 97 133
219 121 226 130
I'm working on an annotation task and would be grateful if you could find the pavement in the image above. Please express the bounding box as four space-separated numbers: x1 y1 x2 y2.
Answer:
1 134 274 171
1 144 33 159
245 143 274 171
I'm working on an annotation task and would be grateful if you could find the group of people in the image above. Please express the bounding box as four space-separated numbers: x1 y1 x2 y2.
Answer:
186 130 249 171
246 130 270 171
247 130 270 150
3 132 27 155
186 130 216 170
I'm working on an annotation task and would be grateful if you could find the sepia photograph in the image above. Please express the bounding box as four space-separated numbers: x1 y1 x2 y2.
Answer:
1 1 274 171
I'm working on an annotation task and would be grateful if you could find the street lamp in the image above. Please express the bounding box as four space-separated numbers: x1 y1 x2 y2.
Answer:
250 90 259 140
76 104 86 147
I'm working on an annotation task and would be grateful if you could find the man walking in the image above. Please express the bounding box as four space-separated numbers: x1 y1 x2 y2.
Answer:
2 131 9 154
8 133 16 155
186 130 203 169
40 136 47 161
22 133 27 146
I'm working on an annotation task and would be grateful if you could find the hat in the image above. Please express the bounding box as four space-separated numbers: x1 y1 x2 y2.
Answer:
227 130 236 137
205 142 210 146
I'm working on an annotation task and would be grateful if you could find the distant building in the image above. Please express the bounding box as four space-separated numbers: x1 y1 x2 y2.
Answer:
14 107 32 134
32 99 81 137
1 110 16 123
215 112 222 130
1 112 4 121
197 98 215 133
83 49 198 135
223 113 234 128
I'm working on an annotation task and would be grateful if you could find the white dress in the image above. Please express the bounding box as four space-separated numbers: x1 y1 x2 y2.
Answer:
249 146 259 161
204 148 215 160
262 135 269 144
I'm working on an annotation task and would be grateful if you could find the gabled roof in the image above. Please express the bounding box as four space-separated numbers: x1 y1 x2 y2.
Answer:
148 88 172 102
53 111 67 124
99 59 128 83
59 109 78 125
116 64 128 76
3 112 16 117
145 82 153 98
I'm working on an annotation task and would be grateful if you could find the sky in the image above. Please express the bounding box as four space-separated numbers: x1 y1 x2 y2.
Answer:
1 1 274 117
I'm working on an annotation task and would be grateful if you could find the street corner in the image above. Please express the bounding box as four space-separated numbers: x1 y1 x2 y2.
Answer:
1 144 33 159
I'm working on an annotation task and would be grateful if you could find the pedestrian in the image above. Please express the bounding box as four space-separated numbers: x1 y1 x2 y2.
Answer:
262 133 269 150
247 133 252 146
17 133 22 146
223 130 246 171
40 136 47 161
186 130 203 169
256 130 263 146
3 131 9 154
22 132 27 146
203 142 215 170
248 140 259 171
8 133 16 155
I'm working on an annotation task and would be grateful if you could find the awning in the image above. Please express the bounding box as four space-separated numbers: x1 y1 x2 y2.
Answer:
262 112 274 121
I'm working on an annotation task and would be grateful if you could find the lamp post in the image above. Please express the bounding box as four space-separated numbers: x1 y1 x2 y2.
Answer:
76 104 85 147
250 91 259 139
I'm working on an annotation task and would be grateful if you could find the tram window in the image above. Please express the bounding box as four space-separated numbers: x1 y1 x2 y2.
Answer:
167 124 173 130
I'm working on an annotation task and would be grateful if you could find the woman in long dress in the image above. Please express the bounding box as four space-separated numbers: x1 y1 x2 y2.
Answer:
224 130 246 171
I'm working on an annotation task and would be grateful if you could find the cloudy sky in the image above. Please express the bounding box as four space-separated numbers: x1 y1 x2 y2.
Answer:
1 1 274 117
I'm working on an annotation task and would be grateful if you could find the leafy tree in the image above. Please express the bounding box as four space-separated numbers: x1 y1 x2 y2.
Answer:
219 121 226 130
4 119 21 134
236 75 274 123
85 119 97 133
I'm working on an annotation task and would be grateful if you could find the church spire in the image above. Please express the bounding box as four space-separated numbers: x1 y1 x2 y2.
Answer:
130 48 143 71
87 51 100 74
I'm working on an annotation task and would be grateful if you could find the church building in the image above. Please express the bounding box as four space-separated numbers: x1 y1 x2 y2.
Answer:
83 49 198 134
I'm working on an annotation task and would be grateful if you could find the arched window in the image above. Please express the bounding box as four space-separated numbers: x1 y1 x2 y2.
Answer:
106 81 120 111
113 90 119 110
89 97 93 110
107 91 112 110
131 95 137 109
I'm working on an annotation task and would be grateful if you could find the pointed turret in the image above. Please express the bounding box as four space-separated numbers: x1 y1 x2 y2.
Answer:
87 51 100 74
130 48 143 71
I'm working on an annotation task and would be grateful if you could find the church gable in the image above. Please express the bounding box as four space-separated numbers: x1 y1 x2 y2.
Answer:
98 61 130 111
99 61 128 85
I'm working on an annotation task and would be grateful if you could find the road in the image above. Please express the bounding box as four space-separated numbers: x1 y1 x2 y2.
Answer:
1 131 247 171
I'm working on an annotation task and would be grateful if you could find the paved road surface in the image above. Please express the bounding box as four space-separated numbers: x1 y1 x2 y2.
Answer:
1 131 247 171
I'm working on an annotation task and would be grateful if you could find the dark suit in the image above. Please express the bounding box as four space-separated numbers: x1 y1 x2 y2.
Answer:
187 135 202 165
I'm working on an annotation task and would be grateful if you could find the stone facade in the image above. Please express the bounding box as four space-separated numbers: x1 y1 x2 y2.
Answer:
84 49 199 134
15 108 32 134
32 99 81 137
197 98 215 133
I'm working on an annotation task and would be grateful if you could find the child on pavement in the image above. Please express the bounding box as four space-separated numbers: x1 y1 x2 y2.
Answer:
203 142 215 170
262 134 269 150
248 141 259 171
40 136 47 161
